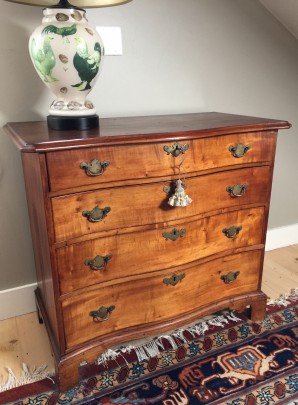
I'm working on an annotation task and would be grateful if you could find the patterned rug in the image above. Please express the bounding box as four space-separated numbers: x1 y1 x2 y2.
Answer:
1 292 298 405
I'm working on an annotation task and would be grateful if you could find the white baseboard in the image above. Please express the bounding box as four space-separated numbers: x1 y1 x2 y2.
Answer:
0 223 297 320
265 223 298 251
0 283 37 321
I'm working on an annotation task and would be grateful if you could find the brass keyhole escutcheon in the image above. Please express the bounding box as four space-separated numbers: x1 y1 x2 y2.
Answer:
163 273 185 286
163 142 189 157
162 228 186 241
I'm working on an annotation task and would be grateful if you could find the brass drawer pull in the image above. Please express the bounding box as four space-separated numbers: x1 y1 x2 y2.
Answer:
89 305 115 322
221 271 240 284
226 184 247 197
222 225 242 238
85 254 112 271
163 273 185 286
162 228 186 241
229 144 250 158
82 206 111 222
163 142 189 157
80 159 110 177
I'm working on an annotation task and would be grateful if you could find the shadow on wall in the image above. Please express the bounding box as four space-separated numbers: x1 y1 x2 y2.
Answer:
0 17 43 289
0 126 37 288
0 18 47 123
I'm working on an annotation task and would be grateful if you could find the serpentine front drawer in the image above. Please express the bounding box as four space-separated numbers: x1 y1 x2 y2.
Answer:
6 113 290 391
51 166 271 242
56 206 264 294
61 250 262 350
46 132 276 192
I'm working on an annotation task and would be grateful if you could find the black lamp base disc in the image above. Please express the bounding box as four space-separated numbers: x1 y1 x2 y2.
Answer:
47 115 99 131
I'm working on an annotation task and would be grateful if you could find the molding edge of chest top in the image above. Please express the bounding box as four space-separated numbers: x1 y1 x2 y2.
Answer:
4 112 291 391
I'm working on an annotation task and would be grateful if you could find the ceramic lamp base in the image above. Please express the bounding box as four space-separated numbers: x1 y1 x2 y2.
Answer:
47 114 99 130
29 7 104 130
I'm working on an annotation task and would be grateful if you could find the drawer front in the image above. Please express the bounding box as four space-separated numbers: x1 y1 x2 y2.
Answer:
56 207 264 294
52 166 271 242
62 250 262 350
47 132 275 192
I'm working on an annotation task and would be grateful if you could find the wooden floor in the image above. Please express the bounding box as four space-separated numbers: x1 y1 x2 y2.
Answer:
262 244 298 299
0 244 297 385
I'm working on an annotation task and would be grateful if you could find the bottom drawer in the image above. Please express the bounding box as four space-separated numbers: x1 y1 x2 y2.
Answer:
62 250 262 350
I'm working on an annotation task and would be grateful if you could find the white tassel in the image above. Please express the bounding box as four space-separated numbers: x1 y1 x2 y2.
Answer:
0 368 16 392
195 322 210 335
172 329 189 344
227 312 242 322
134 346 150 362
267 288 298 307
97 349 120 366
208 315 229 327
156 335 178 350
168 180 192 207
0 364 53 393
142 341 161 358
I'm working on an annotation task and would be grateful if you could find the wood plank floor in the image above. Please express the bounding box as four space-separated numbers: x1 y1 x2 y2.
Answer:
0 244 297 385
262 244 298 299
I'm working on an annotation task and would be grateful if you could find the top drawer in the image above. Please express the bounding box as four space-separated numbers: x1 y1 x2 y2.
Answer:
46 132 276 192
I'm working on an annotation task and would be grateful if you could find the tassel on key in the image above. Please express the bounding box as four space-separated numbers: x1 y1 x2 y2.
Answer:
168 179 192 207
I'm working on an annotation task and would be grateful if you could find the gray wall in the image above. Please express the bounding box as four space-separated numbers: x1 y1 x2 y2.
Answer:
0 0 297 290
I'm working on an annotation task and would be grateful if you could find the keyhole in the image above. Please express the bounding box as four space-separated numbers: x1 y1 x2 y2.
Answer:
173 147 181 157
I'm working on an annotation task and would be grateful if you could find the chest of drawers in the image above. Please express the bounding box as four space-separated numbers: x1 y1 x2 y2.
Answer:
5 112 290 391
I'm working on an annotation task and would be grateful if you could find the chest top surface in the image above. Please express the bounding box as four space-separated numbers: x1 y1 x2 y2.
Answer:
4 112 291 153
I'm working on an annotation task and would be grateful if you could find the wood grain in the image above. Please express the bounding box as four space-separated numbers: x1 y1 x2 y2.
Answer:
51 166 271 242
61 250 262 350
21 153 60 348
56 207 264 294
46 132 276 192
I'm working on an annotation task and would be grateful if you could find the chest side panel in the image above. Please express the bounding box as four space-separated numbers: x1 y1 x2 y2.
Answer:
21 153 60 348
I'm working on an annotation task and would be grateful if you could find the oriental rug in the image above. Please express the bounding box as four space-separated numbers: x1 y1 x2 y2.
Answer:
0 291 298 405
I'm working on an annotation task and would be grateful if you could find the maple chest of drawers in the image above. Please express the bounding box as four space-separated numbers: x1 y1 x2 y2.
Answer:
5 112 290 391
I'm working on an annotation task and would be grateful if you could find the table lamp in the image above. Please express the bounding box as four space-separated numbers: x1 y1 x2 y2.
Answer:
5 0 132 130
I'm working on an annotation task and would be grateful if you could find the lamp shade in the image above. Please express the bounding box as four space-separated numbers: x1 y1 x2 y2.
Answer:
4 0 132 7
